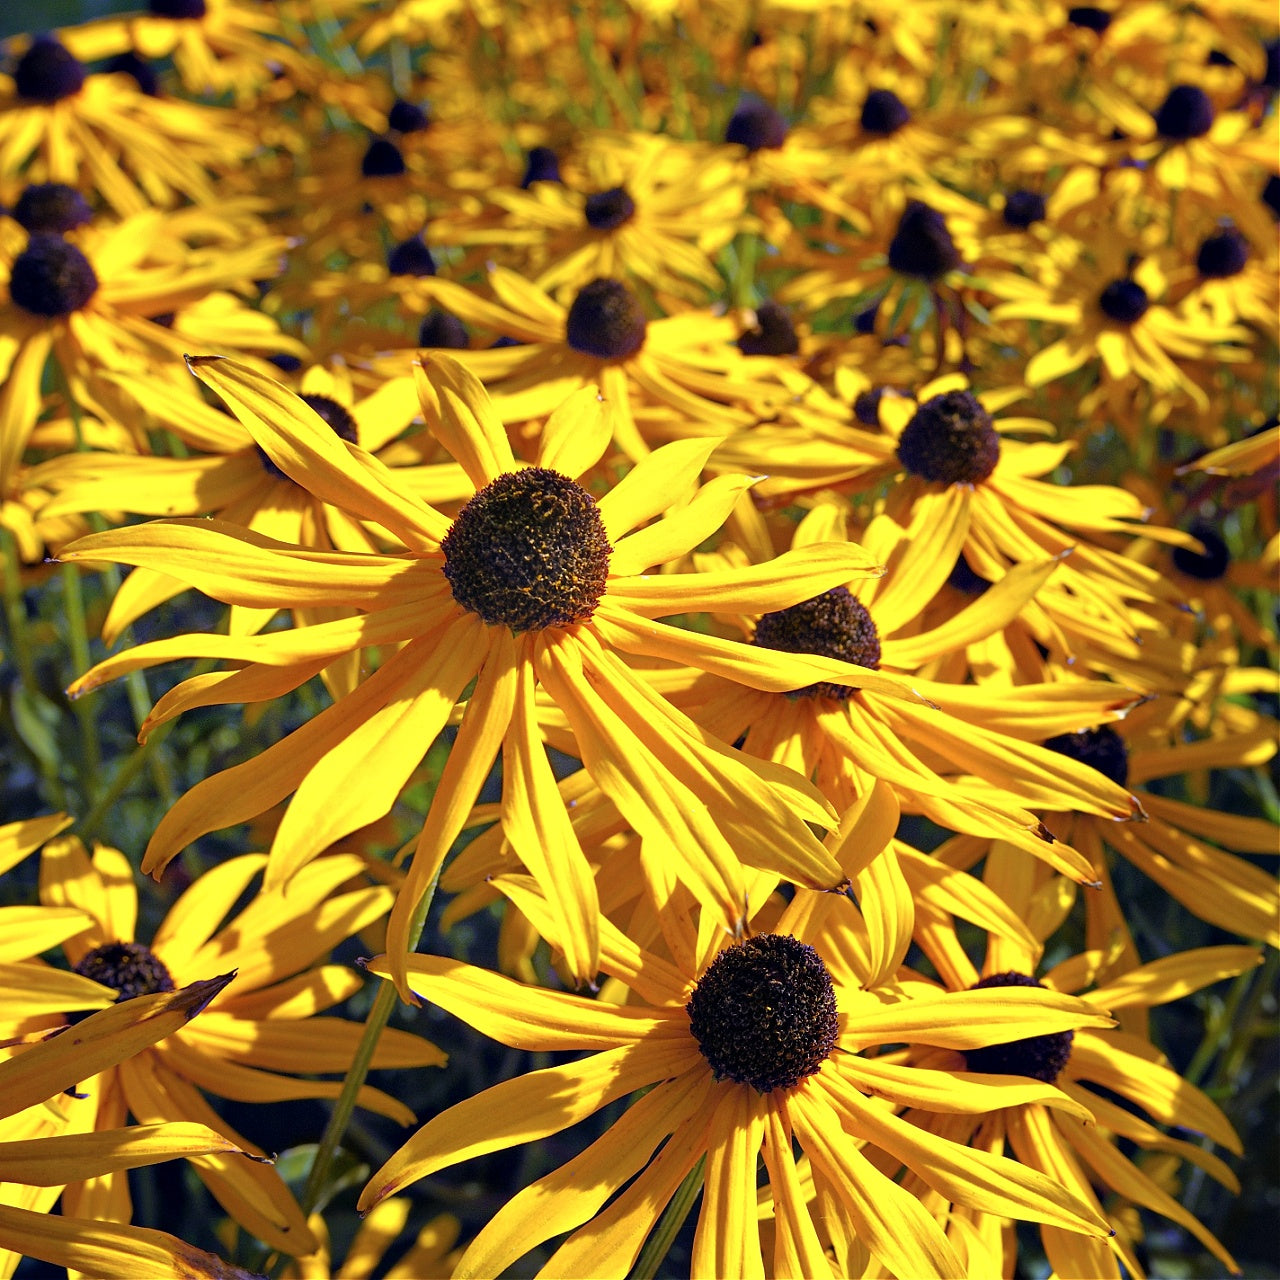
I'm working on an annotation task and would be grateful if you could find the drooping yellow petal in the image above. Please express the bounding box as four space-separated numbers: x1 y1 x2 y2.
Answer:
0 814 71 877
454 1072 712 1280
816 1072 1111 1236
384 629 519 1002
841 985 1114 1052
0 1202 258 1279
362 954 684 1050
789 1085 962 1280
595 436 722 542
359 1038 692 1211
0 974 234 1120
0 1122 261 1185
692 1087 768 1280
186 355 447 549
501 658 600 986
416 353 516 488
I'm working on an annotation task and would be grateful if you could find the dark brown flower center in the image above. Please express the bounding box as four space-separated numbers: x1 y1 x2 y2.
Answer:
1098 278 1150 324
1002 189 1047 229
1154 84 1215 140
150 0 207 17
74 941 175 1002
583 186 636 231
686 934 838 1093
14 37 86 103
897 389 1000 485
754 587 880 699
361 137 406 178
521 146 561 187
1042 724 1130 788
387 235 436 277
1196 228 1249 279
564 278 647 359
1066 6 1111 32
962 972 1074 1083
861 88 911 136
738 300 799 356
11 184 92 234
947 553 991 595
9 234 99 316
724 96 789 152
388 98 430 133
104 52 161 96
1172 523 1230 580
418 308 470 349
887 201 961 281
441 468 611 632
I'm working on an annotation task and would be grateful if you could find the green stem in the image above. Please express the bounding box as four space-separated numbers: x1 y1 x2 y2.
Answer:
291 859 449 1236
630 1155 705 1280
0 528 67 808
59 562 101 802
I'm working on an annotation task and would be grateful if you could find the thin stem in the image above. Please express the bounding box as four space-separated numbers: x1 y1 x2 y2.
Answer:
59 562 101 802
630 1155 705 1280
0 528 67 807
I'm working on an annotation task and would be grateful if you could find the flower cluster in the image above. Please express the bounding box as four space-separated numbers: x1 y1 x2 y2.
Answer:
0 1 1275 1277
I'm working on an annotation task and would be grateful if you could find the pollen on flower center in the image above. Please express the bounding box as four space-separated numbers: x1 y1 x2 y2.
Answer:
887 201 961 281
256 393 359 479
73 941 176 1003
1042 724 1130 788
564 278 648 359
9 233 99 317
897 389 1001 485
754 586 881 699
686 934 839 1094
11 183 93 234
441 467 612 632
962 972 1074 1084
14 36 86 103
583 186 636 231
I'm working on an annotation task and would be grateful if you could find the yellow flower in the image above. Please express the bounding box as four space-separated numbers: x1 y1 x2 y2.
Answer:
0 203 298 494
29 835 439 1256
0 36 251 215
356 863 1115 1279
61 355 926 992
897 840 1260 1279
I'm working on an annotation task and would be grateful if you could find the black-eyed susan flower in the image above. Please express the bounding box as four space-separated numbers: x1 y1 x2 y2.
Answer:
0 36 252 216
0 206 298 494
60 355 928 992
27 835 439 1257
989 242 1246 417
355 860 1116 1279
0 971 258 1277
896 840 1261 1279
478 130 745 301
717 374 1197 666
661 501 1143 880
383 268 789 460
